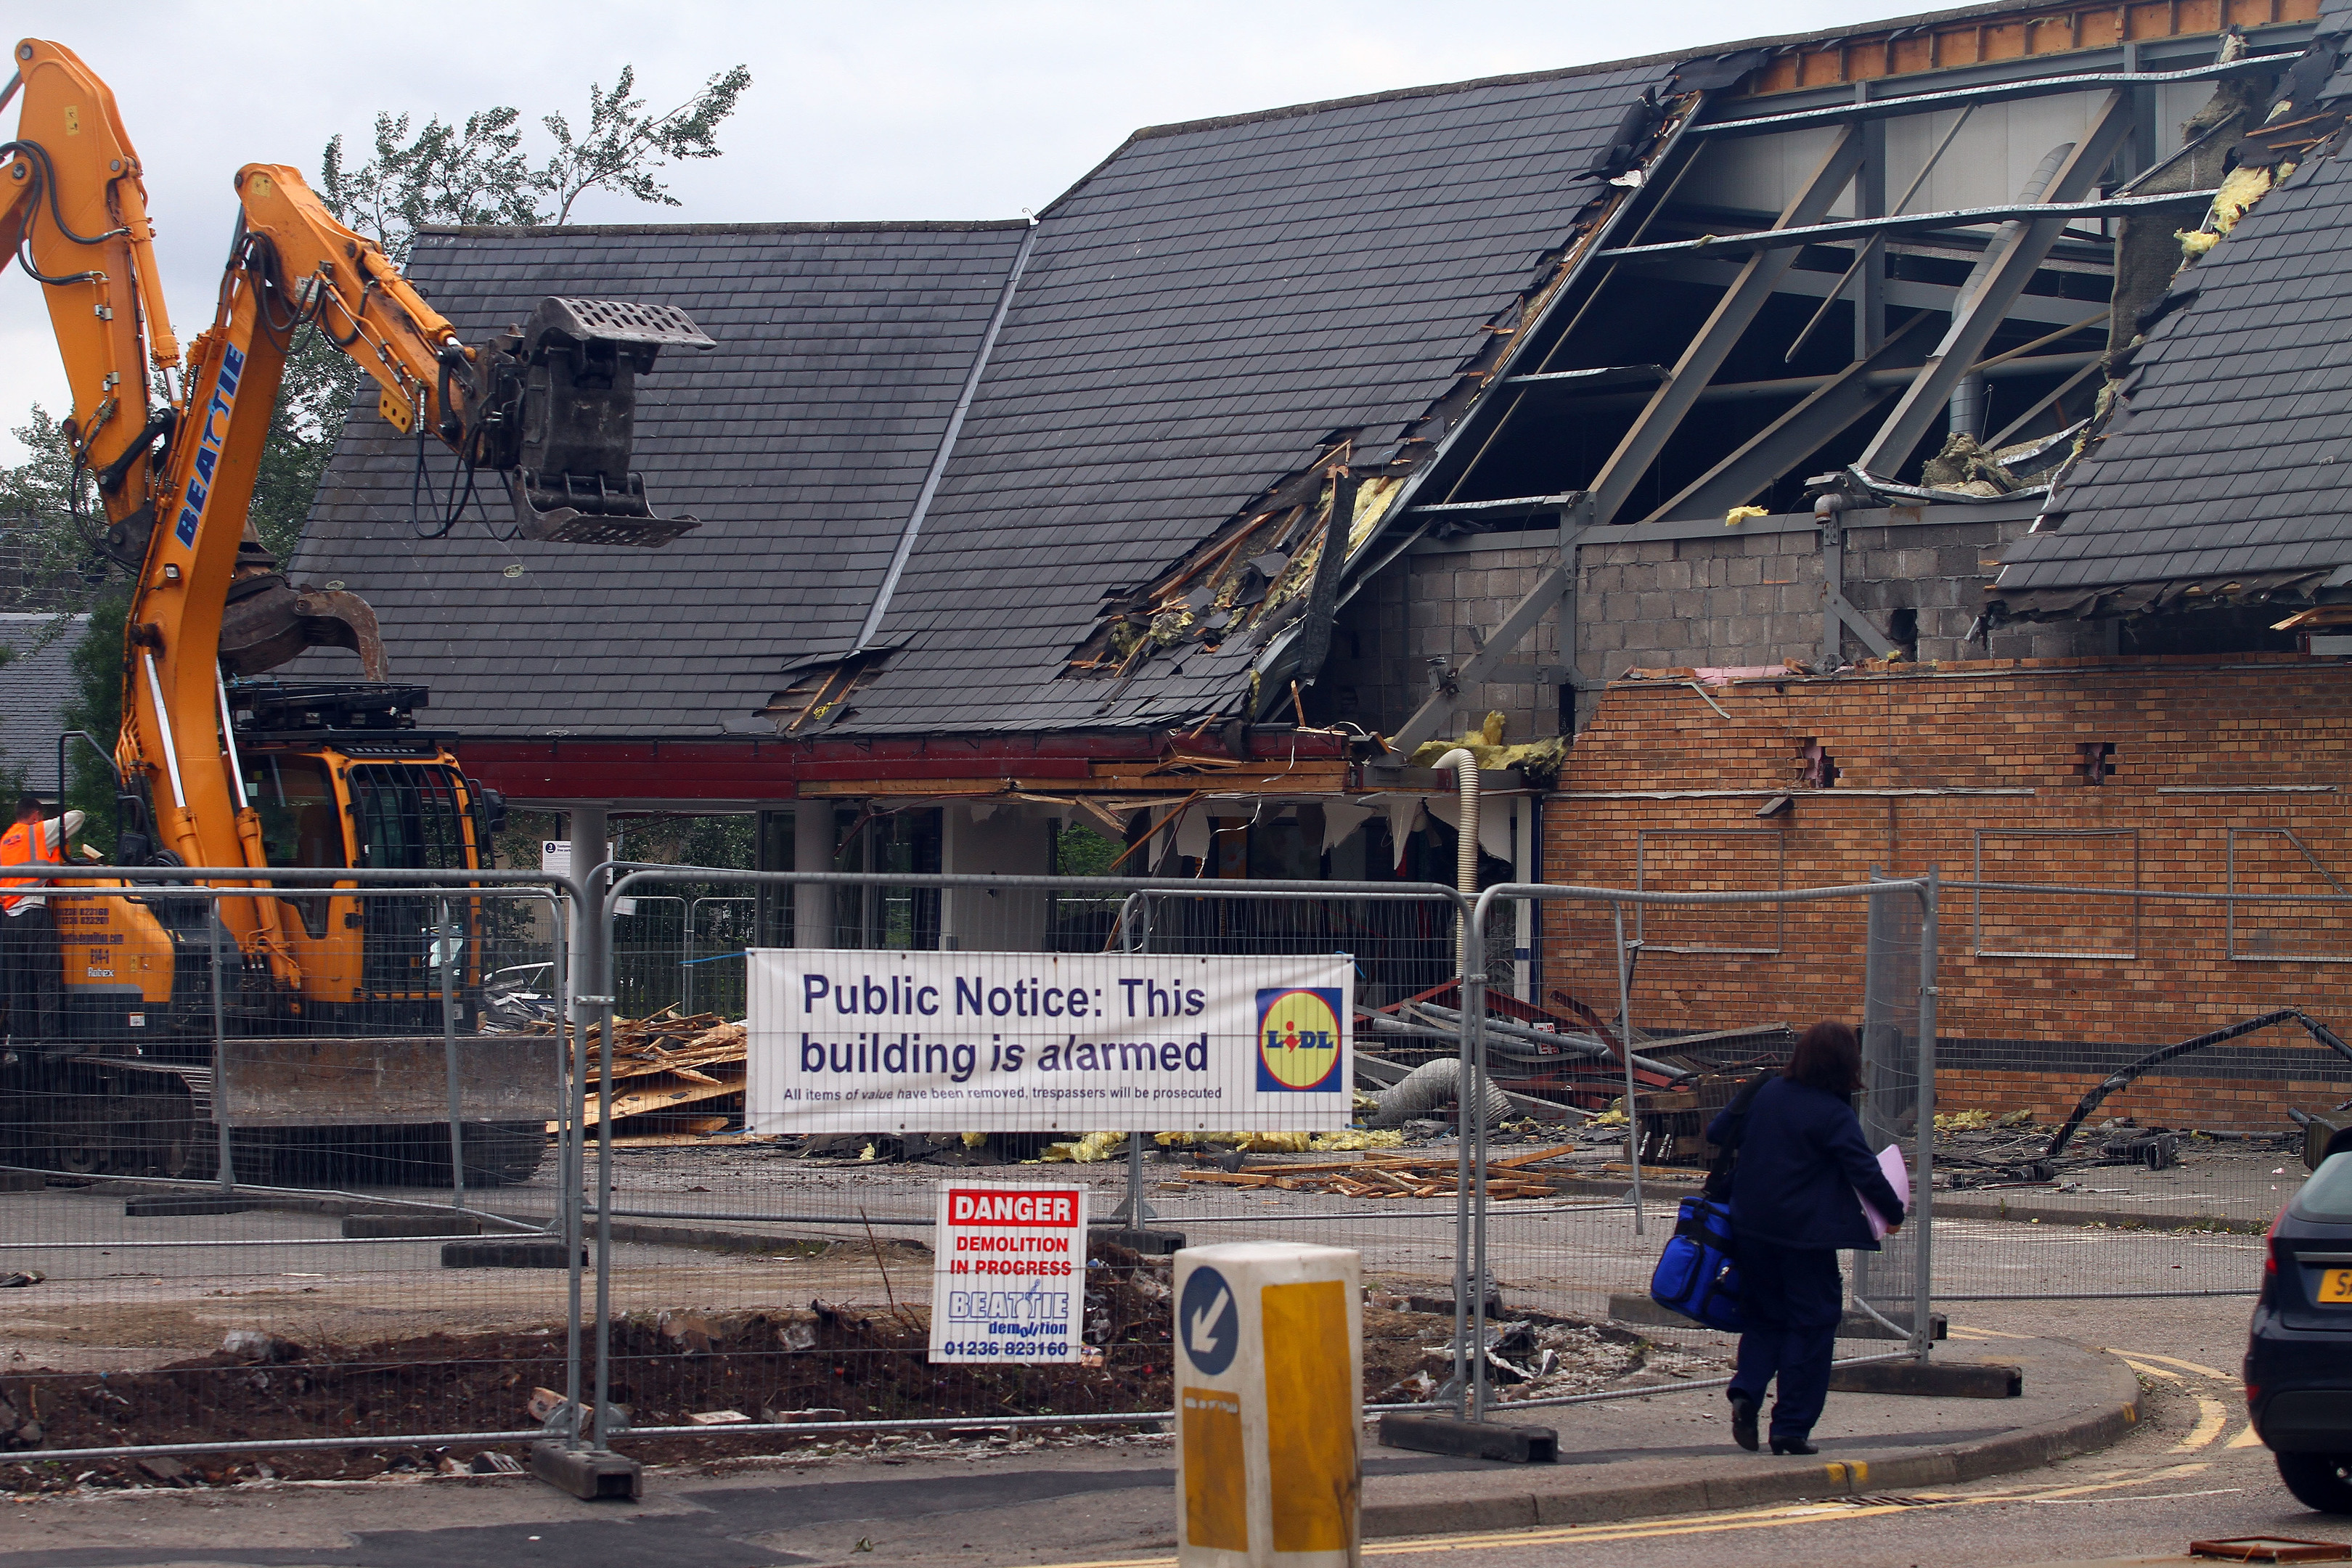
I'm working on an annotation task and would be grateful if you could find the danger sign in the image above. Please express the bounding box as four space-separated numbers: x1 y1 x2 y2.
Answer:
929 1180 1089 1365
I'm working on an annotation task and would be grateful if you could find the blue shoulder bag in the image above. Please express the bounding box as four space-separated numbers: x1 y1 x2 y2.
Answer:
1646 1073 1767 1333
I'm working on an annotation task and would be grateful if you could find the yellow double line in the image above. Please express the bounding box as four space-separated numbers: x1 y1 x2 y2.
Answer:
1030 1465 2232 1568
2109 1349 2258 1450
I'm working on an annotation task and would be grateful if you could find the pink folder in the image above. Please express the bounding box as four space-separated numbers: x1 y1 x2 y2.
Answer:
1861 1144 1911 1241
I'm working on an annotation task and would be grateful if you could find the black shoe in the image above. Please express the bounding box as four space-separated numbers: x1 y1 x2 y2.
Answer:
1771 1437 1818 1455
1728 1393 1760 1452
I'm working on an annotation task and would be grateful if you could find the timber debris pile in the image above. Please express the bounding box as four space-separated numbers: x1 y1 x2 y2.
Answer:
528 1008 751 1145
1170 1138 1691 1200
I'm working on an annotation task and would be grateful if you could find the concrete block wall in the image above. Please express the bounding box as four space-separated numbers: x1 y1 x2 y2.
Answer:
1841 515 2118 664
1326 512 2115 742
1583 515 2115 679
1581 527 1825 677
1323 536 1564 743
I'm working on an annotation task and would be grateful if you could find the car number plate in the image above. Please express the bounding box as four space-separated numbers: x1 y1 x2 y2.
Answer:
2319 1268 2352 1303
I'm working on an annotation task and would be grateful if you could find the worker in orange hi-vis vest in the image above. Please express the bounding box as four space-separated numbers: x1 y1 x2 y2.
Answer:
1 794 73 1042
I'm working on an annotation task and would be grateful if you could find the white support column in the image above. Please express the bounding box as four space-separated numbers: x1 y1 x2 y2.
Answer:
793 802 835 950
939 805 965 952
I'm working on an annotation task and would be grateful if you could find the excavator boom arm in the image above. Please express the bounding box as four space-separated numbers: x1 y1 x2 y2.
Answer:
5 36 713 986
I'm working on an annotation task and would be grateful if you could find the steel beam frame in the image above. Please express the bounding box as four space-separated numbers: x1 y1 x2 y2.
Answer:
1596 185 2208 261
1387 129 1863 753
1646 312 1939 525
1855 92 2136 478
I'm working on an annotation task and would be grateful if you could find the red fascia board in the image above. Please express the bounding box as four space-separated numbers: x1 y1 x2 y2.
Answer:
447 732 1353 801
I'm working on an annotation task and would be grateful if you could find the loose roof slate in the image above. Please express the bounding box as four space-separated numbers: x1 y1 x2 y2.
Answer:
293 57 1670 739
1994 40 2352 617
292 223 1033 738
0 613 86 792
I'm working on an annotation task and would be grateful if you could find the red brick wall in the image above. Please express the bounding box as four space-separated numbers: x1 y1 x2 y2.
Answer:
1540 654 2352 1127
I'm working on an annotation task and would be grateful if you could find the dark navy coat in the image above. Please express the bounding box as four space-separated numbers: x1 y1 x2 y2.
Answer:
1705 1076 1907 1251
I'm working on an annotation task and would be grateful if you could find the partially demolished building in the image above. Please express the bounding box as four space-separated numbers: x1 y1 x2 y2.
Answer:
298 0 2352 1117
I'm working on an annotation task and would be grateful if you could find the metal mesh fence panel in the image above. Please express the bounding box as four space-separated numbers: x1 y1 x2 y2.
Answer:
1 870 583 1471
581 868 1482 1445
1457 878 1937 1418
1929 877 2352 1302
1853 877 1930 1349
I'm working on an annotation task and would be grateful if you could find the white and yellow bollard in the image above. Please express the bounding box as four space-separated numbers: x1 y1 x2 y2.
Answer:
1175 1241 1362 1568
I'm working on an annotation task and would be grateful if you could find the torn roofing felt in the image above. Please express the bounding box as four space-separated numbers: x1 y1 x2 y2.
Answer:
1993 21 2352 621
289 222 1032 738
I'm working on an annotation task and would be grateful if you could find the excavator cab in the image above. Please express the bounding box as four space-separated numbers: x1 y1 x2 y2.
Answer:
460 296 716 547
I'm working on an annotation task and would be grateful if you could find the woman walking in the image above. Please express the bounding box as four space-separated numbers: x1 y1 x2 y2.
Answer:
1705 1019 1907 1455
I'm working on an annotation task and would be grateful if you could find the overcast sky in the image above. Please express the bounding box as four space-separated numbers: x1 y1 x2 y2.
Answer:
0 0 1907 463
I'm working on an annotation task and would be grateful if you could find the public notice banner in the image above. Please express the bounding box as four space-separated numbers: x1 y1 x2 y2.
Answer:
928 1180 1088 1364
744 951 1352 1134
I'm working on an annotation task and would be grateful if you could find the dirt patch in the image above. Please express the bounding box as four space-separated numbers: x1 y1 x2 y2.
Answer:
0 1245 1656 1493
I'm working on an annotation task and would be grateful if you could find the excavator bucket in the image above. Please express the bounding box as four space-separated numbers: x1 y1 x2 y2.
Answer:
477 298 716 548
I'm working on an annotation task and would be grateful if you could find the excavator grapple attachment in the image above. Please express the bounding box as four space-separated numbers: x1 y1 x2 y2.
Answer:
473 297 716 548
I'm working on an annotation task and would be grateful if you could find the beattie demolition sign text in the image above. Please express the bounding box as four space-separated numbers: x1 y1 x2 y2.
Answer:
928 1183 1087 1364
745 952 1352 1133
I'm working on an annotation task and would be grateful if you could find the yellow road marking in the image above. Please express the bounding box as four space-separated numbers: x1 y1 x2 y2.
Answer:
2120 1358 2185 1381
2124 1352 2229 1379
1948 1324 2036 1340
2163 1401 2220 1457
2227 1423 2265 1449
2173 1397 2231 1450
1021 1463 2224 1568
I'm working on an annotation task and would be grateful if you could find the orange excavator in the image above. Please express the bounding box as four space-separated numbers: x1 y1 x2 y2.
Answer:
0 39 709 1179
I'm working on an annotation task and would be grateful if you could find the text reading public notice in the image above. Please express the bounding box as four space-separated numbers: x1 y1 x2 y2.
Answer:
928 1182 1089 1365
746 951 1352 1134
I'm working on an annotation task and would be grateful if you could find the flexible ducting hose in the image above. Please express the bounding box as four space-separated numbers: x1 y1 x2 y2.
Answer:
1368 1056 1512 1128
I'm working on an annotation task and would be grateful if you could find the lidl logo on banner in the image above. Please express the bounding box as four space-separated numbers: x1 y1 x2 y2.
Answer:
1255 987 1343 1091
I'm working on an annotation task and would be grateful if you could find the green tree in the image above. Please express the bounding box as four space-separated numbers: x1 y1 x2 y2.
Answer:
318 63 751 261
0 407 102 820
534 65 752 226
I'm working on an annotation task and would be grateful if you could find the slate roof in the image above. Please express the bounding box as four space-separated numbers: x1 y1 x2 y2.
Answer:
844 62 1664 736
0 613 86 793
293 59 1670 738
1994 56 2352 616
292 223 1033 736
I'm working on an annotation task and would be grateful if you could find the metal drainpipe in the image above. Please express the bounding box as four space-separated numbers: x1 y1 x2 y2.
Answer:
1430 748 1486 1416
1949 372 1988 438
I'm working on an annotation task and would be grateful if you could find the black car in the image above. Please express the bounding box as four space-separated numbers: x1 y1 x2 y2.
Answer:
2248 1149 2352 1512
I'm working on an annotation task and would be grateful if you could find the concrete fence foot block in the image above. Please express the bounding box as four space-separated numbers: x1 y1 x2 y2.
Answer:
1827 1361 2022 1398
345 1214 486 1239
530 1441 641 1500
1606 1292 1946 1342
1379 1413 1558 1463
441 1239 574 1269
125 1196 258 1217
1100 1227 1185 1255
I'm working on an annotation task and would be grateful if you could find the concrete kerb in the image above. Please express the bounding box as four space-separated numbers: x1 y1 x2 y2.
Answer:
1357 1338 2143 1538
